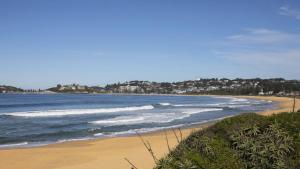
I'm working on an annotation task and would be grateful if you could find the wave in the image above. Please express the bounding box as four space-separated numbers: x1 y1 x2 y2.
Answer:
94 133 104 137
211 96 232 99
228 105 249 108
173 103 242 107
57 137 92 143
231 98 248 102
159 102 171 106
5 105 154 117
0 142 28 148
183 108 223 115
0 102 75 109
173 104 201 107
90 113 188 126
212 96 249 102
173 103 233 108
212 96 250 103
94 124 185 137
90 116 145 125
90 108 223 126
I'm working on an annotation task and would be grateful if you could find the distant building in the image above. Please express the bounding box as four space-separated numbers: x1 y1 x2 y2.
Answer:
258 89 265 95
118 85 143 93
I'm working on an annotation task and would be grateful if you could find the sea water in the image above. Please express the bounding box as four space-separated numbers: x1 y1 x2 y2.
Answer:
0 94 275 148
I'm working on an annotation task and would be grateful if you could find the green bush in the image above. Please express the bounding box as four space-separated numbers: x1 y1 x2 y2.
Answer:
230 123 293 168
155 112 300 169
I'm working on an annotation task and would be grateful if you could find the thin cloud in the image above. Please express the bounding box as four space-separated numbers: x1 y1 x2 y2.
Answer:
279 5 300 20
214 28 300 71
217 49 300 67
226 28 299 45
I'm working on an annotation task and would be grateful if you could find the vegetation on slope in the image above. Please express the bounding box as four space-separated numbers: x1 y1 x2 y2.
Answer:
0 85 24 93
155 110 300 169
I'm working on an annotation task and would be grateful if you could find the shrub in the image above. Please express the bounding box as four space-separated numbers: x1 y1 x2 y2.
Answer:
230 123 294 168
155 112 300 169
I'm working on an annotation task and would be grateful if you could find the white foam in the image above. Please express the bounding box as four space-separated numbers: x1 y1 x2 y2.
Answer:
159 102 171 106
90 113 188 126
206 103 228 106
213 96 249 103
228 105 248 108
212 96 231 99
173 104 201 107
0 142 28 148
90 108 223 126
94 133 104 137
96 124 185 137
173 103 227 107
231 98 248 102
6 105 154 117
174 103 249 108
183 108 223 115
58 137 92 143
90 116 145 125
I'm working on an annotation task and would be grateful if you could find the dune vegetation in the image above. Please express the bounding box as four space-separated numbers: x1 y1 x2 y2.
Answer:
153 110 300 169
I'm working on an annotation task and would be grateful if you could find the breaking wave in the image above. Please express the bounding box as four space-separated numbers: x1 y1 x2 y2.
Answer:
182 108 223 115
94 124 185 137
0 142 28 148
159 102 171 106
5 105 154 117
90 108 223 126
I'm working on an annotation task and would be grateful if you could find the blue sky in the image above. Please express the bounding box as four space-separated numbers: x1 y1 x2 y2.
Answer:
1 0 300 89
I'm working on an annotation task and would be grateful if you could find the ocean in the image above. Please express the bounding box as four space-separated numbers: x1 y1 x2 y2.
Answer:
0 94 275 148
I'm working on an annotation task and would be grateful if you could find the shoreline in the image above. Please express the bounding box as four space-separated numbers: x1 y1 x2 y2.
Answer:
0 94 273 150
0 96 299 169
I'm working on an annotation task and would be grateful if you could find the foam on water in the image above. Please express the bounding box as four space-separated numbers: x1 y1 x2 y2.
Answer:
173 104 202 107
233 98 247 101
0 94 275 148
90 108 223 126
0 142 28 148
94 133 104 137
90 113 188 126
5 105 154 117
173 102 248 108
95 124 185 137
58 137 92 143
183 108 223 115
90 116 145 125
159 102 171 106
211 96 231 99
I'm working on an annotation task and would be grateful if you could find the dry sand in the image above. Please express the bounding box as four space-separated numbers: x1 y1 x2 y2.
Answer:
239 96 300 115
0 96 299 169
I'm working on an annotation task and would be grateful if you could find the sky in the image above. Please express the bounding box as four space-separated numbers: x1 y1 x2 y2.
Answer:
0 0 300 89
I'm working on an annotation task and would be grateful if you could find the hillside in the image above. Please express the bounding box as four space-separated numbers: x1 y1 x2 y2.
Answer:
47 78 300 95
48 84 106 93
155 111 300 169
0 85 24 93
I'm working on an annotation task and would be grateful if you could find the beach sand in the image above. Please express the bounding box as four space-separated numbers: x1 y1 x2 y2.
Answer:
0 96 299 169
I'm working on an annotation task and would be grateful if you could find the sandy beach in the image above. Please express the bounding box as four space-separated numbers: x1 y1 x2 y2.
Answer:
0 96 299 169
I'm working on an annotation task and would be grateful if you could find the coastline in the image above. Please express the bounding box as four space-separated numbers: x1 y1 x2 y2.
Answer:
0 96 299 169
